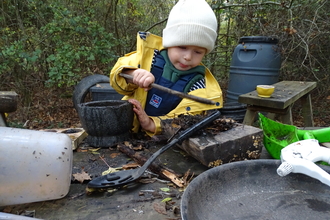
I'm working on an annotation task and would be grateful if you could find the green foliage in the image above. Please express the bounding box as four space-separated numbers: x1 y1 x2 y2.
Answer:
7 121 26 129
0 0 119 90
40 4 119 87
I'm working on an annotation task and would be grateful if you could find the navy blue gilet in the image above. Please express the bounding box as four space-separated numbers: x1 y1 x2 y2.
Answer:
144 53 199 116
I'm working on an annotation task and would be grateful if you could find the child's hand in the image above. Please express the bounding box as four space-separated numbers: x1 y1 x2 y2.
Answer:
124 69 155 91
128 99 155 133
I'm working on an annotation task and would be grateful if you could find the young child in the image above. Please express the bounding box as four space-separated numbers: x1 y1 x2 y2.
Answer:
110 0 223 136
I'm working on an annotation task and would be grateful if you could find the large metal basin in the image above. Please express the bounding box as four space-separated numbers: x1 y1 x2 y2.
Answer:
181 159 330 220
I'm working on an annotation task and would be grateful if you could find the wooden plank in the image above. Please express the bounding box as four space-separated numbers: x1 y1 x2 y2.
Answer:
242 109 258 125
238 81 316 109
41 128 87 150
280 106 293 125
247 105 289 114
301 94 314 127
242 105 291 126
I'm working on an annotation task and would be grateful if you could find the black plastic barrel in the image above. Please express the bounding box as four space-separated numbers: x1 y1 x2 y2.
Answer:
90 83 124 101
226 36 281 103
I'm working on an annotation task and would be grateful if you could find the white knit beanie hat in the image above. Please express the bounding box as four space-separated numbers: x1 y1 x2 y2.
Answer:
162 0 218 54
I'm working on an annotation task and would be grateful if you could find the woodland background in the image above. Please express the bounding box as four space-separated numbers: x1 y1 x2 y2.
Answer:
0 0 329 129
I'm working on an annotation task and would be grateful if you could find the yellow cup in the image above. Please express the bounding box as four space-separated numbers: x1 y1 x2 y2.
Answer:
256 85 275 98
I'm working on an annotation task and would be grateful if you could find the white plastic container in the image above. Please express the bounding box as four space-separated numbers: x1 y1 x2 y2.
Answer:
0 212 43 219
0 127 73 206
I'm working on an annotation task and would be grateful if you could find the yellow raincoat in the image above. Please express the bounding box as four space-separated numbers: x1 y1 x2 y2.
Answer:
110 32 223 136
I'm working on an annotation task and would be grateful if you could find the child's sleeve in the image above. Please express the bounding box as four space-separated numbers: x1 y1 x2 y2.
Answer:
144 116 163 136
110 52 140 96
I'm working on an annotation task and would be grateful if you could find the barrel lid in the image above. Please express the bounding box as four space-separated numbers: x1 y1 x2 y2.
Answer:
239 36 278 44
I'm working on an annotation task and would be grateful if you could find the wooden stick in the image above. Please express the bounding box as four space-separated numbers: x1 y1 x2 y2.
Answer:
119 73 217 105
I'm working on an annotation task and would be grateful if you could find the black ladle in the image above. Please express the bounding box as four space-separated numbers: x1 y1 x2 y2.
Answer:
87 110 221 188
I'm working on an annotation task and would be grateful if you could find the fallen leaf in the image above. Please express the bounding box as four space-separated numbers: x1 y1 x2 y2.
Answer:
102 167 122 175
73 170 91 183
110 152 120 158
133 146 143 150
122 162 139 169
124 141 132 147
107 188 118 193
88 148 101 155
2 206 12 213
85 187 97 195
153 202 167 215
161 197 172 203
90 151 100 155
160 187 170 192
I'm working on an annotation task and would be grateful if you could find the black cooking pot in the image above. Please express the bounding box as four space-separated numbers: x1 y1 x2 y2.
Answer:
181 159 330 220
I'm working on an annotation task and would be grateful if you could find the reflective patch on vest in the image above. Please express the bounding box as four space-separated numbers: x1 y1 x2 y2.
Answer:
149 94 162 108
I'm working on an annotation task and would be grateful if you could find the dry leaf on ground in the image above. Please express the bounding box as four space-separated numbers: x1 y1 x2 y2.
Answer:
72 170 91 183
153 202 167 215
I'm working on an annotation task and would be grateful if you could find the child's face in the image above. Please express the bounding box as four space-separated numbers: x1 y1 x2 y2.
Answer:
167 46 206 71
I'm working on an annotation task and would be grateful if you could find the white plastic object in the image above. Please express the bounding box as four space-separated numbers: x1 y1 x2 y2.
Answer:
277 139 330 187
0 212 43 220
0 127 73 206
277 161 294 176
